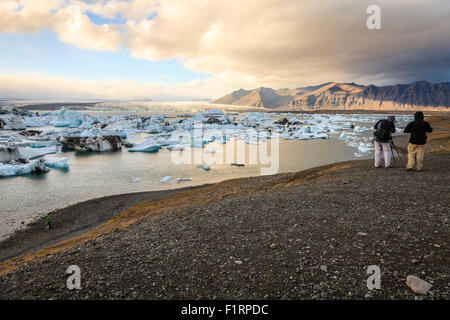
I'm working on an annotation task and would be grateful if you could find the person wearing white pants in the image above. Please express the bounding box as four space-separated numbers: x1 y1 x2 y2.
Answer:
373 116 396 168
374 140 391 168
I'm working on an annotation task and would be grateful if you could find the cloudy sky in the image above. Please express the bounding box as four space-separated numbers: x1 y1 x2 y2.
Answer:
0 0 449 101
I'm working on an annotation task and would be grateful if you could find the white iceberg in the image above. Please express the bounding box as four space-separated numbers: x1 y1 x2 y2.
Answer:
58 136 122 152
128 139 162 153
44 157 69 169
0 114 26 130
202 108 224 116
160 175 172 183
0 145 57 162
0 158 49 177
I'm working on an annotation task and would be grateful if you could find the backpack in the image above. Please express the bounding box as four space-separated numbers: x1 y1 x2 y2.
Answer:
375 120 391 140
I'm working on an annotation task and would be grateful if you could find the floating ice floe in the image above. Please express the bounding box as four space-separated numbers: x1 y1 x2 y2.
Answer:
160 176 172 183
0 158 49 177
202 108 224 116
177 177 192 182
0 114 26 130
130 177 140 183
58 136 122 152
166 144 185 151
128 139 162 153
44 157 69 169
0 145 57 162
354 142 374 157
19 141 61 148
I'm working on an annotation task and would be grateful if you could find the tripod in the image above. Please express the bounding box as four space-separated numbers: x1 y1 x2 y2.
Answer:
389 138 403 168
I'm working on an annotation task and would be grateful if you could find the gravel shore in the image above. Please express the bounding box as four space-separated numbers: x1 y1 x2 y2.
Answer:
0 146 448 299
0 185 208 262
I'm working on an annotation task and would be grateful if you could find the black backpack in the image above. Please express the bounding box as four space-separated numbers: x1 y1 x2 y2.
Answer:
375 120 391 140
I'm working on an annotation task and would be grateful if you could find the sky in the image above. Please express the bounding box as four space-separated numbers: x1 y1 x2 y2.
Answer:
0 0 449 101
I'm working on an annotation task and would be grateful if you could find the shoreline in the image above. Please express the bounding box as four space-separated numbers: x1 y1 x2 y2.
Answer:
0 185 209 262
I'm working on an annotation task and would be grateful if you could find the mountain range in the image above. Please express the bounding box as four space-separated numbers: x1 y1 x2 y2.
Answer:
213 81 450 111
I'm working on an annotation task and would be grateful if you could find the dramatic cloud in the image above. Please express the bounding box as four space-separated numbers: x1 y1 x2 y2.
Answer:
0 0 122 51
0 0 449 100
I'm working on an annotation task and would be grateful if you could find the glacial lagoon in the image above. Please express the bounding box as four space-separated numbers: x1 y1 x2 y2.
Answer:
0 104 413 239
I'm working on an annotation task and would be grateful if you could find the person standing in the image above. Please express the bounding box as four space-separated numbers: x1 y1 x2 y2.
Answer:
373 116 396 168
404 111 433 171
46 214 52 229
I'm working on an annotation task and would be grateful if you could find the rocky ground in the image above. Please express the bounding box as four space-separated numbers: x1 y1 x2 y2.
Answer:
0 185 207 262
0 147 448 300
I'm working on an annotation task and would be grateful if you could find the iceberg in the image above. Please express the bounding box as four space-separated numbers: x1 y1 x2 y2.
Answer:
128 139 162 153
0 145 57 162
0 114 26 130
44 157 69 169
19 141 60 148
288 117 301 124
146 125 163 134
202 108 224 116
58 136 122 152
160 175 172 183
0 158 49 177
166 144 185 151
24 117 51 127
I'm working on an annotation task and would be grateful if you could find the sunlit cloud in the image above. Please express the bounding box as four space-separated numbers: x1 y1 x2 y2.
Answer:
0 0 449 100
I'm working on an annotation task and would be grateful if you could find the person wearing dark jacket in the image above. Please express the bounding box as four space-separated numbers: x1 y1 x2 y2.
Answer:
404 111 433 171
373 116 396 168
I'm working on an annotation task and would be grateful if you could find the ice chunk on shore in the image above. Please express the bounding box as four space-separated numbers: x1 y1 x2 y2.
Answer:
177 177 192 182
160 175 172 183
130 177 140 183
198 165 211 171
